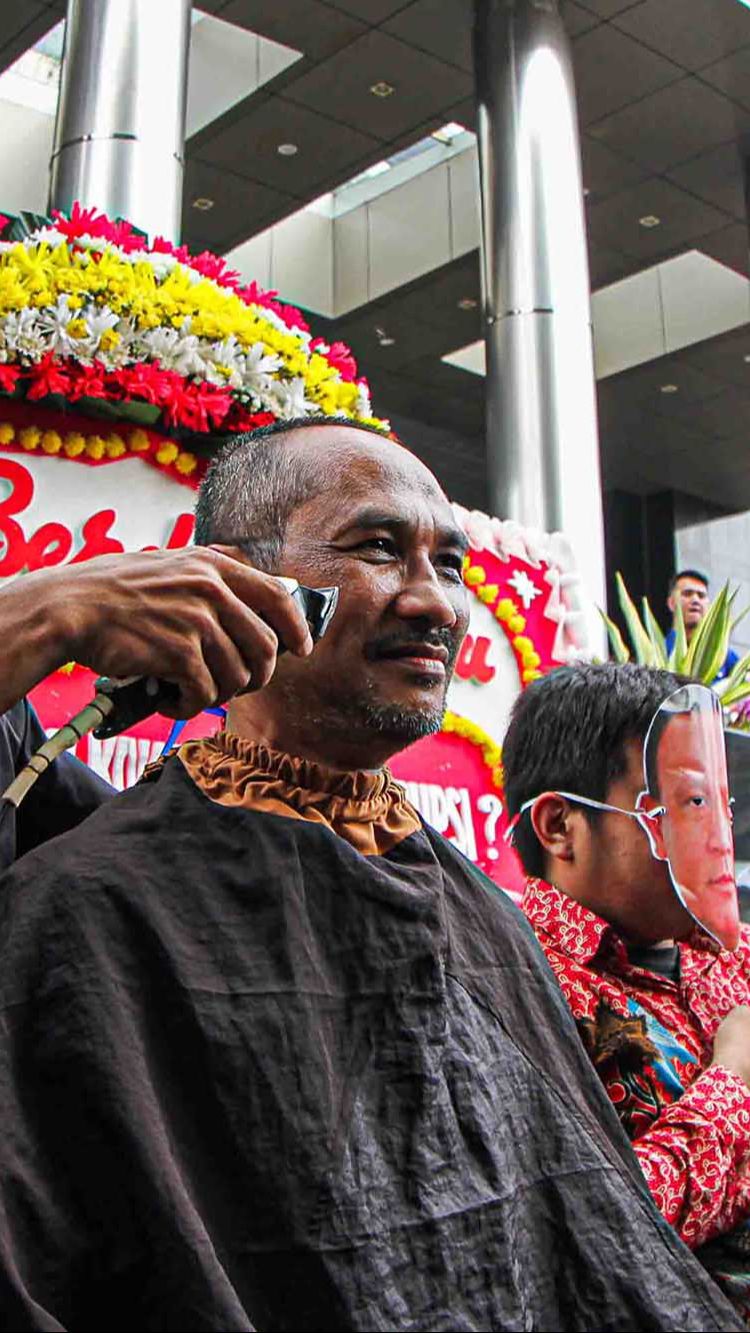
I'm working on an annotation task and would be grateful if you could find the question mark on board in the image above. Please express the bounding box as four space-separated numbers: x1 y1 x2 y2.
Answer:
477 793 503 861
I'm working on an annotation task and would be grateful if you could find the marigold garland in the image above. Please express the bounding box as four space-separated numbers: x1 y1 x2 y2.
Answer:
0 205 388 442
0 414 206 486
442 710 504 792
461 554 544 684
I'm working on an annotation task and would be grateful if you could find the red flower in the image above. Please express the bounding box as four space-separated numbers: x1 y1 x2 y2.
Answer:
25 353 72 400
117 362 178 405
162 380 232 432
311 338 358 382
224 402 276 432
0 364 20 394
65 360 108 401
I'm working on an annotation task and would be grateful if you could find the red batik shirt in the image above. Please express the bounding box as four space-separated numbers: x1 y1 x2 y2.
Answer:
523 878 750 1249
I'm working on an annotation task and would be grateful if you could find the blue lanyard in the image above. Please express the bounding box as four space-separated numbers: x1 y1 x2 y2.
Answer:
161 706 227 756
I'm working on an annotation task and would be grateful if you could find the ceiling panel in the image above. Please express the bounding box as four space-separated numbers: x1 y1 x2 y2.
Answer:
181 161 295 252
196 96 380 197
577 0 644 16
697 221 750 277
587 243 632 288
667 141 747 220
681 326 750 388
580 135 648 200
282 29 472 141
383 0 472 73
699 46 750 113
219 0 367 61
319 0 414 22
588 76 750 172
613 0 750 72
561 2 601 38
587 176 731 259
573 23 682 126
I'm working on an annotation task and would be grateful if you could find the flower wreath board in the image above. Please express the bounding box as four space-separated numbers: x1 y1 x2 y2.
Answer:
0 207 590 898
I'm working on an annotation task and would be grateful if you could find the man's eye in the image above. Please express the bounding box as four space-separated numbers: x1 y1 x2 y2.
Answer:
436 556 465 581
360 537 397 555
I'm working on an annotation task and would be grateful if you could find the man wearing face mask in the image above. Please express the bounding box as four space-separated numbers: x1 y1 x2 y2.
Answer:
0 422 738 1332
505 662 750 1295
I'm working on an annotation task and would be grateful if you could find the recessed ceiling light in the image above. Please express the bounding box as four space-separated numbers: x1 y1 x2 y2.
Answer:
192 197 214 211
744 354 750 363
639 214 661 228
660 383 679 394
370 81 395 98
457 297 478 310
583 187 591 197
375 325 396 347
277 142 299 157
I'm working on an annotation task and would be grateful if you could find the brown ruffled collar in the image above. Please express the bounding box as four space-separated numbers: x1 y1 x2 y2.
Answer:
176 733 421 857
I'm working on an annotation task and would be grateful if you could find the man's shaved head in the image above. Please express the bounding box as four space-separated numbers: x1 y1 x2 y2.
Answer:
194 416 402 570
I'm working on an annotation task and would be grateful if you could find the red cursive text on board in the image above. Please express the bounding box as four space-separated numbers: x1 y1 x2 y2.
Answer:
0 456 194 575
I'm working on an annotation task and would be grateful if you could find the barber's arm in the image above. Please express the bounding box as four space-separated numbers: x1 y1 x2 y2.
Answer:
632 1006 750 1250
0 545 313 718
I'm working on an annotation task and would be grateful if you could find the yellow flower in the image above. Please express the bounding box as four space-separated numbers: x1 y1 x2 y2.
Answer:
155 442 179 466
464 565 486 587
509 614 526 634
0 422 14 444
99 329 120 351
63 432 86 457
176 451 197 475
67 318 88 340
128 429 151 453
86 435 106 460
19 426 40 451
41 430 62 454
105 433 126 458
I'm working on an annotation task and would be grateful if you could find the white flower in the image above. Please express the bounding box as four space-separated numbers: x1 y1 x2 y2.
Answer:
265 376 316 419
2 307 52 361
27 226 67 247
242 341 282 394
140 325 203 375
37 294 78 353
355 381 372 417
142 251 179 281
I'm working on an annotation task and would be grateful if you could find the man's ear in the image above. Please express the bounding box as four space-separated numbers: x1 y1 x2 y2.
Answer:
530 793 576 864
636 790 668 861
666 592 675 614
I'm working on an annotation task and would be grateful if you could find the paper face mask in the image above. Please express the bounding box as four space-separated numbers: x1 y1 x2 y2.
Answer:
637 683 739 951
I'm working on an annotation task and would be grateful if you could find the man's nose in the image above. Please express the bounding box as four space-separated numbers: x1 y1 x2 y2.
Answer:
395 567 460 629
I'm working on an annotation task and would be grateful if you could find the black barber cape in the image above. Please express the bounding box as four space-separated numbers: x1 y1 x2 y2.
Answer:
0 700 112 869
0 741 740 1333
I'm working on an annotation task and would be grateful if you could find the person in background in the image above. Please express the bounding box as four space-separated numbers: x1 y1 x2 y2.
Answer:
0 421 737 1332
666 568 739 682
0 544 308 869
504 662 750 1312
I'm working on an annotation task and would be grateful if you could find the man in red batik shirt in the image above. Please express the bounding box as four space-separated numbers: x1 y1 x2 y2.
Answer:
503 662 750 1309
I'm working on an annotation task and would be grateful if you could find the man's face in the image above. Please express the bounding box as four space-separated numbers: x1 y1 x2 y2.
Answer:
241 427 470 767
642 704 738 949
668 577 708 629
570 739 691 943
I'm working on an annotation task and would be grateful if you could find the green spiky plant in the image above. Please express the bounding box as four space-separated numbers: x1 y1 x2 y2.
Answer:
601 572 750 727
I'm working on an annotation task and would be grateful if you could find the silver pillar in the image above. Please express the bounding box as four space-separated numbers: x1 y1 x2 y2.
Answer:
49 0 191 242
474 0 607 637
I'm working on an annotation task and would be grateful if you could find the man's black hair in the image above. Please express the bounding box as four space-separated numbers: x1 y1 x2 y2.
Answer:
194 415 393 570
669 568 709 595
503 661 683 878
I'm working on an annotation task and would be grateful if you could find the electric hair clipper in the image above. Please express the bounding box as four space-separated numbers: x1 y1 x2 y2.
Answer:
93 579 339 739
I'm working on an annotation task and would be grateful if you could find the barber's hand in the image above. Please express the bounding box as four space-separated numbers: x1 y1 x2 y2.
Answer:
711 1005 750 1089
46 546 313 717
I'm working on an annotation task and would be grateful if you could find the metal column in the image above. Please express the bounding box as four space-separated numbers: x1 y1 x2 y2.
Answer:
49 0 191 242
474 0 607 635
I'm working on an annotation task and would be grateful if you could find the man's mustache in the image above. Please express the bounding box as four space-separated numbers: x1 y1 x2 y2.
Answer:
364 626 461 666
